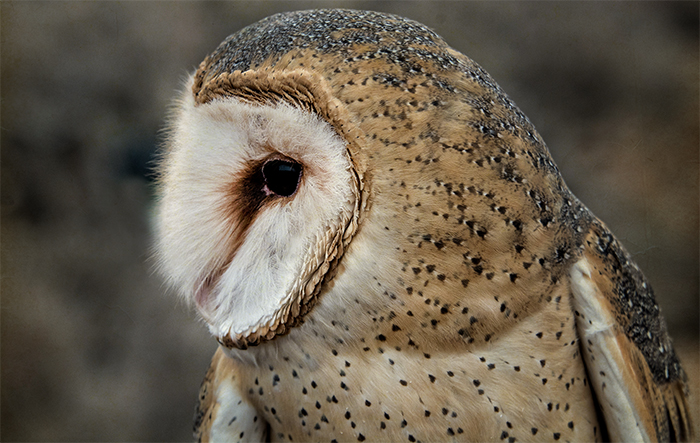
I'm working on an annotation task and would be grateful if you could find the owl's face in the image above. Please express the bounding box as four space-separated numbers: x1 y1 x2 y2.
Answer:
155 82 361 348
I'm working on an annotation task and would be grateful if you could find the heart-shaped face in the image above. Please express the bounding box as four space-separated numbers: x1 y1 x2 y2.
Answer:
155 93 361 348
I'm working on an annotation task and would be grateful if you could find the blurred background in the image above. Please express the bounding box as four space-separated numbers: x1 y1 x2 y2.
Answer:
1 1 697 441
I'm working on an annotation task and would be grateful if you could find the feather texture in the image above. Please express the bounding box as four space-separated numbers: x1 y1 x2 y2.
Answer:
156 9 694 442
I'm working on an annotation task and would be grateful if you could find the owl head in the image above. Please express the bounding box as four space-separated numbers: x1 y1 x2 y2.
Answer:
155 9 558 350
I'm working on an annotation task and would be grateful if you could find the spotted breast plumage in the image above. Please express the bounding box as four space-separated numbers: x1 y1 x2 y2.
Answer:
154 9 694 442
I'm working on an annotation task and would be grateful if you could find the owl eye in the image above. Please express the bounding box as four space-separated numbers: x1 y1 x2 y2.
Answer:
262 159 302 197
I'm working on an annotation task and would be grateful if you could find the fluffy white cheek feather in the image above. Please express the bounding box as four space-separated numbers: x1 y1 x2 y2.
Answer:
156 83 355 339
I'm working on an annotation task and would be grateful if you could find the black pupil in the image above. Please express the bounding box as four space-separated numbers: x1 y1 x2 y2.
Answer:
262 160 302 197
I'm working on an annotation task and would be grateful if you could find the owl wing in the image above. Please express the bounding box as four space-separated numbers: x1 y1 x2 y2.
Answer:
569 219 693 442
194 347 269 443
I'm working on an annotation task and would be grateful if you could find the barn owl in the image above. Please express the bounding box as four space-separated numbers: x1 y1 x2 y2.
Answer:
155 9 693 442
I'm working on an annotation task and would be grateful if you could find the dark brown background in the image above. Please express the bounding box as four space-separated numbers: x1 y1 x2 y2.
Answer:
2 2 697 441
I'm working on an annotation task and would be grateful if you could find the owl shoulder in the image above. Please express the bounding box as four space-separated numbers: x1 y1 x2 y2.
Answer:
569 219 693 441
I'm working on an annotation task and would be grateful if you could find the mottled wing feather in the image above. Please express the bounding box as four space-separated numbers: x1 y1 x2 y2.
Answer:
194 348 269 443
570 220 693 442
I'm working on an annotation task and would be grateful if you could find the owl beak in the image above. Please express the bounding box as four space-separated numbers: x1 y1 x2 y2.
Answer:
193 274 217 322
